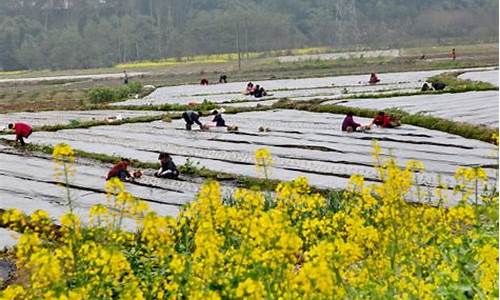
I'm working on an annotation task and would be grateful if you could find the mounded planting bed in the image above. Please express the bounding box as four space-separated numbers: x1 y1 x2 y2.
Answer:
16 109 497 204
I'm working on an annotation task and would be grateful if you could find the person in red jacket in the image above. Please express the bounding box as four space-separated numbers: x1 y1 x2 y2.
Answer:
369 73 380 84
8 122 32 146
371 112 400 128
106 158 132 181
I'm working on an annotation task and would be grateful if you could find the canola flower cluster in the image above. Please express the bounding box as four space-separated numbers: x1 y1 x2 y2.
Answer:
115 46 332 69
0 143 498 299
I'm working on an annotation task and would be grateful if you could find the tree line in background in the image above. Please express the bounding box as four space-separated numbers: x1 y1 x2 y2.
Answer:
0 0 498 71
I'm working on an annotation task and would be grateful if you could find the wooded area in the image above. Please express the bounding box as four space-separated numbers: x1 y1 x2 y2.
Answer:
0 0 498 70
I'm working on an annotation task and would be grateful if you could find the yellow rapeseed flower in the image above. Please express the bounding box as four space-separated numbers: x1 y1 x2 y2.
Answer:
255 148 273 178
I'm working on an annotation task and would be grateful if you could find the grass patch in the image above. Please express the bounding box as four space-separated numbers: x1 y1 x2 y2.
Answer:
342 87 496 101
2 140 157 170
36 115 166 132
108 101 273 115
87 82 143 104
0 70 27 76
111 99 219 112
428 71 497 92
0 115 168 136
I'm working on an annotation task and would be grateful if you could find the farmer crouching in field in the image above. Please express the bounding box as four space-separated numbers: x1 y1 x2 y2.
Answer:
369 73 380 84
182 111 204 130
341 112 361 132
154 152 179 179
341 112 370 133
204 109 238 132
371 111 401 128
245 82 255 95
253 85 268 98
107 158 133 182
8 122 32 146
212 110 226 127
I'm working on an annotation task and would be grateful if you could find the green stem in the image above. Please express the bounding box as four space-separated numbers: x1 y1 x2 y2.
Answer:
63 162 73 214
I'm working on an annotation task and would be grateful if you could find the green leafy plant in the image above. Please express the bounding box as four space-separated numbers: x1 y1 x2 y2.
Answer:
87 82 144 104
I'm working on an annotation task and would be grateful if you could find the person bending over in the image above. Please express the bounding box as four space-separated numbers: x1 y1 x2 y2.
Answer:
371 111 400 128
107 158 132 181
432 82 446 91
421 83 431 92
245 82 255 95
182 111 203 130
8 122 32 146
219 74 228 83
259 87 267 97
253 85 268 98
155 152 179 179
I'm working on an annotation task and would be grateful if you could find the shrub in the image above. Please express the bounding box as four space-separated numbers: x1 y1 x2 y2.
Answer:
87 82 144 104
87 87 115 104
113 86 130 100
428 72 497 92
128 81 143 94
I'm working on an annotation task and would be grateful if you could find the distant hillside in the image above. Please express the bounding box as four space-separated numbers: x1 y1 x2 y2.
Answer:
0 0 498 70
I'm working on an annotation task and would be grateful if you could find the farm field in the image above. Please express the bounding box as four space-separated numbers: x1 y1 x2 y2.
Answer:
459 69 499 85
0 54 498 299
1 67 498 222
114 67 496 106
3 109 494 205
1 0 499 295
0 110 165 127
328 90 499 127
0 144 236 227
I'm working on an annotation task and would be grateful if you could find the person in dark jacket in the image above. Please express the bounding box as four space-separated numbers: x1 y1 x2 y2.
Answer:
107 158 132 181
212 110 226 127
219 74 228 83
432 82 446 90
421 83 431 91
259 87 267 97
254 85 268 98
154 153 179 179
8 122 33 146
182 111 203 130
341 112 361 132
